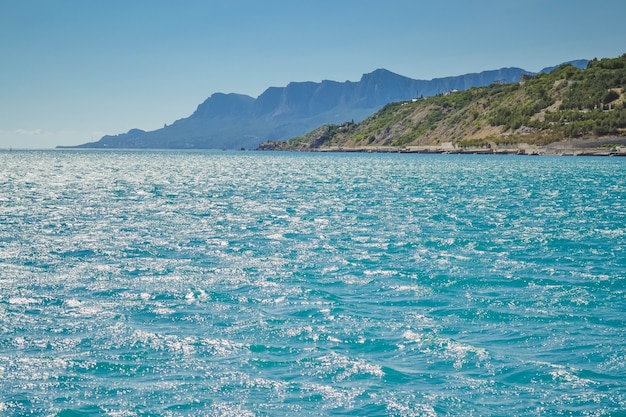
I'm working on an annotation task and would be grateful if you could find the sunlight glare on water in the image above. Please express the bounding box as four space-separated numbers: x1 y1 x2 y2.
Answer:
0 150 625 416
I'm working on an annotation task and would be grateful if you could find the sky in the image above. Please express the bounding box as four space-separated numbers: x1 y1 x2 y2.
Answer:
1 0 625 149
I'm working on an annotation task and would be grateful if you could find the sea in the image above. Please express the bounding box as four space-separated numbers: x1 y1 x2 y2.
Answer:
1 149 625 416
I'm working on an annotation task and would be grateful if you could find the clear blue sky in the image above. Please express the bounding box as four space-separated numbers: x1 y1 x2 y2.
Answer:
1 0 625 149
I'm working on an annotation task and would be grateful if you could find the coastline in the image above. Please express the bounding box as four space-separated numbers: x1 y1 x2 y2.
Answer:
259 138 626 156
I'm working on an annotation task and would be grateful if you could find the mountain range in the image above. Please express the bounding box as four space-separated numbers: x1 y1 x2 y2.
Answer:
60 60 588 149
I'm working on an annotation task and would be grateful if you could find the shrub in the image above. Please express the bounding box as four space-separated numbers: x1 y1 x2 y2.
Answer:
604 90 620 104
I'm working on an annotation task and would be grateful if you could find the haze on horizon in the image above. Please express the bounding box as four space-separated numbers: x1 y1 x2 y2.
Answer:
1 0 625 149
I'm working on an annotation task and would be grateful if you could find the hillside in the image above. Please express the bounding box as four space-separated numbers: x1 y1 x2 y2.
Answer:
259 54 626 155
58 66 576 150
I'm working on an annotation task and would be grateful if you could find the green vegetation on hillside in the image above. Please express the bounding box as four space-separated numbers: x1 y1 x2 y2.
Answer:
260 54 626 151
489 57 626 137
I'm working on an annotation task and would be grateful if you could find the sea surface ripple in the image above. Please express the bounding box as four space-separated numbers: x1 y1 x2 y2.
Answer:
1 150 625 416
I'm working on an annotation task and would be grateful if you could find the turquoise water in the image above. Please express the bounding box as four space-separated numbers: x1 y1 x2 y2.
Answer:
1 150 625 416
